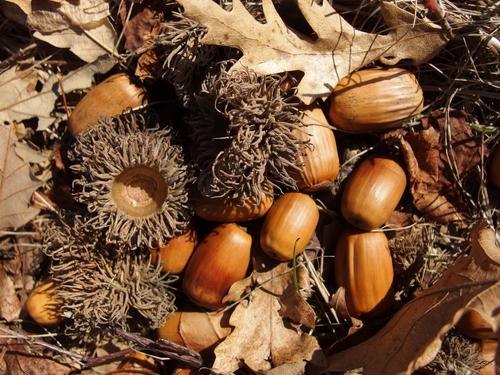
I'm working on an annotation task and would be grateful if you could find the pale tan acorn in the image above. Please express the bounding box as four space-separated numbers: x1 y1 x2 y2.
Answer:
293 105 340 191
327 68 424 132
25 281 62 326
68 73 146 136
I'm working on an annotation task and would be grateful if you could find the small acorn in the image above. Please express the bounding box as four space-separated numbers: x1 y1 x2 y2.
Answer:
489 143 500 187
456 309 496 339
260 192 319 261
194 192 273 222
293 105 340 191
182 223 251 309
335 229 394 318
151 229 197 274
25 281 62 326
341 155 407 230
68 73 146 136
327 67 424 132
158 310 232 352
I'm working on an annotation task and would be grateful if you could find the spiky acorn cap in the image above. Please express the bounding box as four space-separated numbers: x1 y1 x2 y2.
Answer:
69 111 192 248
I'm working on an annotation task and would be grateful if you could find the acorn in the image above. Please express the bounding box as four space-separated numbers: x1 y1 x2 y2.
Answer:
25 281 62 326
115 352 159 375
151 229 197 274
456 309 496 339
182 223 251 309
479 339 497 375
334 229 394 318
341 156 407 230
293 105 340 191
260 192 319 261
68 73 146 136
194 192 274 222
327 67 424 132
489 143 500 188
158 310 232 352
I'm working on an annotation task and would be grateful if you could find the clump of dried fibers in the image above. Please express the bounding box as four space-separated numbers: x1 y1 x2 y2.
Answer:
69 112 192 248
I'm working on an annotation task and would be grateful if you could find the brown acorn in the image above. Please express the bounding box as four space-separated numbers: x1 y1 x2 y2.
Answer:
158 310 232 352
182 223 251 309
327 68 424 132
341 156 407 230
68 73 146 136
194 192 274 222
151 229 197 274
260 192 319 261
25 281 62 326
293 105 340 191
456 309 496 339
335 229 394 318
489 143 500 188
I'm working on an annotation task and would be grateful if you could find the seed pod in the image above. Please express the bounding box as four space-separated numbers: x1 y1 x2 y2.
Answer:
341 156 407 230
260 192 319 261
334 229 394 318
194 192 273 222
158 310 232 352
25 281 62 326
456 310 496 339
293 105 340 191
68 73 146 136
327 68 424 132
151 229 197 274
489 143 500 187
479 339 497 375
182 223 251 309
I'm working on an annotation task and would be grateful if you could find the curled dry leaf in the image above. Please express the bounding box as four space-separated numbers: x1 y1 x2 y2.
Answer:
0 267 22 322
177 0 447 104
214 263 324 373
4 0 116 62
121 4 162 52
326 220 500 374
0 124 40 231
0 342 70 375
399 110 482 223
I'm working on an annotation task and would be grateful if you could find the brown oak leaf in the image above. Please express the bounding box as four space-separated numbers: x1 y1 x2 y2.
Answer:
0 124 40 231
214 263 324 373
399 110 482 223
326 221 500 374
177 0 447 104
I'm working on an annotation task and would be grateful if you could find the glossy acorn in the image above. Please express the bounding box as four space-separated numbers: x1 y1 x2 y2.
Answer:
158 310 232 352
456 309 496 339
194 192 274 222
341 156 407 230
68 73 146 136
335 229 394 318
260 192 319 261
151 229 197 274
182 223 251 309
293 105 340 191
327 68 424 132
25 281 62 326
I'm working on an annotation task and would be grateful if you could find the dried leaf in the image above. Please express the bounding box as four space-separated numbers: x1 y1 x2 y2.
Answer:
33 21 116 63
0 267 22 321
177 0 447 104
213 263 325 373
0 342 70 375
326 221 500 374
0 66 58 129
122 5 161 52
5 0 116 63
399 110 482 223
0 124 41 231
